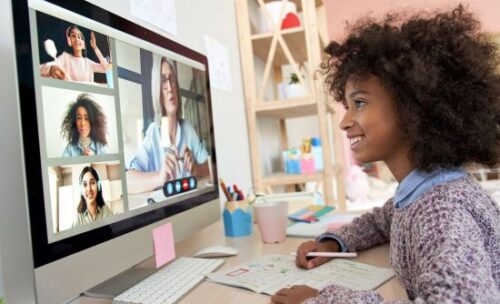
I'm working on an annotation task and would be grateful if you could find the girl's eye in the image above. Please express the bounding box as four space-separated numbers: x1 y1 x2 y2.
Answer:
355 100 367 108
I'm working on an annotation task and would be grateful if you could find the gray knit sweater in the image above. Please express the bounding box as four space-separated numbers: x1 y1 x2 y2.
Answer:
304 176 500 303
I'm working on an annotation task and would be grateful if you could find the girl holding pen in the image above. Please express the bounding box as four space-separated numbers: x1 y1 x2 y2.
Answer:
271 5 499 304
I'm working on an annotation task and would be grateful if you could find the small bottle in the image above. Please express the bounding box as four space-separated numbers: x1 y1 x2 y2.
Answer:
311 137 323 171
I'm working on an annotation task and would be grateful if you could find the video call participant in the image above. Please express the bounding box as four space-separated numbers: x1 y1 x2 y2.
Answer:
61 93 107 157
73 166 113 227
40 25 109 82
126 55 209 194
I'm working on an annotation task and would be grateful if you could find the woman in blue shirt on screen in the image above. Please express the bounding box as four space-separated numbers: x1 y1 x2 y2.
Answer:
126 55 209 194
61 93 107 157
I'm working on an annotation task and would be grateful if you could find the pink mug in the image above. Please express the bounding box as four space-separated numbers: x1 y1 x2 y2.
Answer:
254 200 288 243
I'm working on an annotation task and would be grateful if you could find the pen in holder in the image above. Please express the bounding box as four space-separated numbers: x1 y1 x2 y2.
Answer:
223 199 252 237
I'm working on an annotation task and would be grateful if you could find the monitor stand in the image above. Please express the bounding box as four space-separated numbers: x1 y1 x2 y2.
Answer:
84 265 157 299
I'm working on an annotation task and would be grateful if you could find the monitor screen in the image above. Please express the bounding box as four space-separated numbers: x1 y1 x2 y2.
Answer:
14 0 219 268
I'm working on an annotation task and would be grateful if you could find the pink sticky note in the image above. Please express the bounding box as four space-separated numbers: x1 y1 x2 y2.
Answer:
152 222 176 268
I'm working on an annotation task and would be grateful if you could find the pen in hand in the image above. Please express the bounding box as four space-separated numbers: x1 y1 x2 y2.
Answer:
289 252 358 258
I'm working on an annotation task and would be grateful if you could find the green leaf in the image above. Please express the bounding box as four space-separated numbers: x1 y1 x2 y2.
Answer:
289 73 300 84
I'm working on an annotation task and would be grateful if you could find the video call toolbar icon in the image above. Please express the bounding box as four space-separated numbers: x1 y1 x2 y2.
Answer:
163 176 198 197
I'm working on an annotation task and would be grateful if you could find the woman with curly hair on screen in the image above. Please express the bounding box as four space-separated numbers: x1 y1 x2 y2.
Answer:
271 5 500 304
61 93 107 157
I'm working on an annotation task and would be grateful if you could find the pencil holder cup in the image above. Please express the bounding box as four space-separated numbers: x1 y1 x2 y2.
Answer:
223 200 253 237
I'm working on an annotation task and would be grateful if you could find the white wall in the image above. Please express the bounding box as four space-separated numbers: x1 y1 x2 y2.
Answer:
0 0 251 302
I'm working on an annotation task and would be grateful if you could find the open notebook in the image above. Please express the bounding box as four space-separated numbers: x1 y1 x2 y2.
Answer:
206 255 395 295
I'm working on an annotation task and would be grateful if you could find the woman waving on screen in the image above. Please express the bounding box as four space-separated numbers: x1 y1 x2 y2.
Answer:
40 25 109 83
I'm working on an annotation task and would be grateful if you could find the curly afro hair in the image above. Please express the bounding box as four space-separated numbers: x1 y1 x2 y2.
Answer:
322 5 500 172
61 93 107 145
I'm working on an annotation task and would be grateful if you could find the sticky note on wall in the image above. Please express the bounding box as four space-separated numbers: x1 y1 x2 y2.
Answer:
152 222 176 268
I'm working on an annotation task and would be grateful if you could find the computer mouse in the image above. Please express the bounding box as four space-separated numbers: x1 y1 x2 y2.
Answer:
192 246 239 258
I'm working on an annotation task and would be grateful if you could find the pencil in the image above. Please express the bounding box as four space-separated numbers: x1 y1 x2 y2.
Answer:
289 252 358 258
219 178 232 201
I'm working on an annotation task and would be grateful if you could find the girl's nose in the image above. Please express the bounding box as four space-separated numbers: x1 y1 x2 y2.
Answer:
339 110 354 131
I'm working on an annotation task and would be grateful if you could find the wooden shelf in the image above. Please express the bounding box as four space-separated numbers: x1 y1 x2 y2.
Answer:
255 98 317 118
236 0 346 209
262 164 342 186
252 27 306 67
261 0 323 12
262 172 323 186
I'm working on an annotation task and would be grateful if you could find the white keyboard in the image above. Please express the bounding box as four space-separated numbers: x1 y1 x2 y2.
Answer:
113 257 224 304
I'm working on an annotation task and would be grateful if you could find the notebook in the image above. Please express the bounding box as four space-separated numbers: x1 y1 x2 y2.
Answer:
287 214 357 238
205 254 395 295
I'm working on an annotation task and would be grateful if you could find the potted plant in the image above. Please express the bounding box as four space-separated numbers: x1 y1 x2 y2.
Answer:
284 73 307 99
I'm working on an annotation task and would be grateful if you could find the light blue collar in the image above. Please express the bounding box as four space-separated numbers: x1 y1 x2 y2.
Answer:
394 167 467 209
77 139 97 152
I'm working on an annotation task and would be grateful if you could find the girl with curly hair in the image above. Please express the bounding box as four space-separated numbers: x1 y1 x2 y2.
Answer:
272 5 500 304
61 93 108 156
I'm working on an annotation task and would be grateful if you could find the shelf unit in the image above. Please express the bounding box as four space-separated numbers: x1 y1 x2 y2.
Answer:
235 0 346 209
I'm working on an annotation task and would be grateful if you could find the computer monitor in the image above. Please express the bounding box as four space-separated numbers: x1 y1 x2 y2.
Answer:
11 0 221 302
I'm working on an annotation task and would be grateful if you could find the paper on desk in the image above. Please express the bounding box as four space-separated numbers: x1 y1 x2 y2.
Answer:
206 255 395 295
287 214 357 238
152 222 176 268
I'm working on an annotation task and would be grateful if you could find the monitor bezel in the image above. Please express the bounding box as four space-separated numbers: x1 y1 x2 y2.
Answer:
12 0 219 268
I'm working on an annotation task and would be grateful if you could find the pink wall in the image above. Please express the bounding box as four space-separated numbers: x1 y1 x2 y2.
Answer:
325 0 500 40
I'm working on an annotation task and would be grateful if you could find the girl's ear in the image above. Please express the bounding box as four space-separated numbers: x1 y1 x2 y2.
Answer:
67 35 71 47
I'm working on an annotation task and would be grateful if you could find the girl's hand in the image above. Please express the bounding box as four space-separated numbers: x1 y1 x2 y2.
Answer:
82 147 94 156
90 31 97 49
295 240 340 269
49 65 68 80
270 285 318 304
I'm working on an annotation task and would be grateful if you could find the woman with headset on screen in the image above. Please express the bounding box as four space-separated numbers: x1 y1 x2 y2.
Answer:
40 25 109 82
61 93 108 157
73 166 113 227
126 55 210 194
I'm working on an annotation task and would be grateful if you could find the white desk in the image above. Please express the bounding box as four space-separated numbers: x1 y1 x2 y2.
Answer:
73 221 408 303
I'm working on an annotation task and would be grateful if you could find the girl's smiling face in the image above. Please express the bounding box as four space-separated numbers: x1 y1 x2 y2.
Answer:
68 28 85 56
81 171 97 205
340 75 412 176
